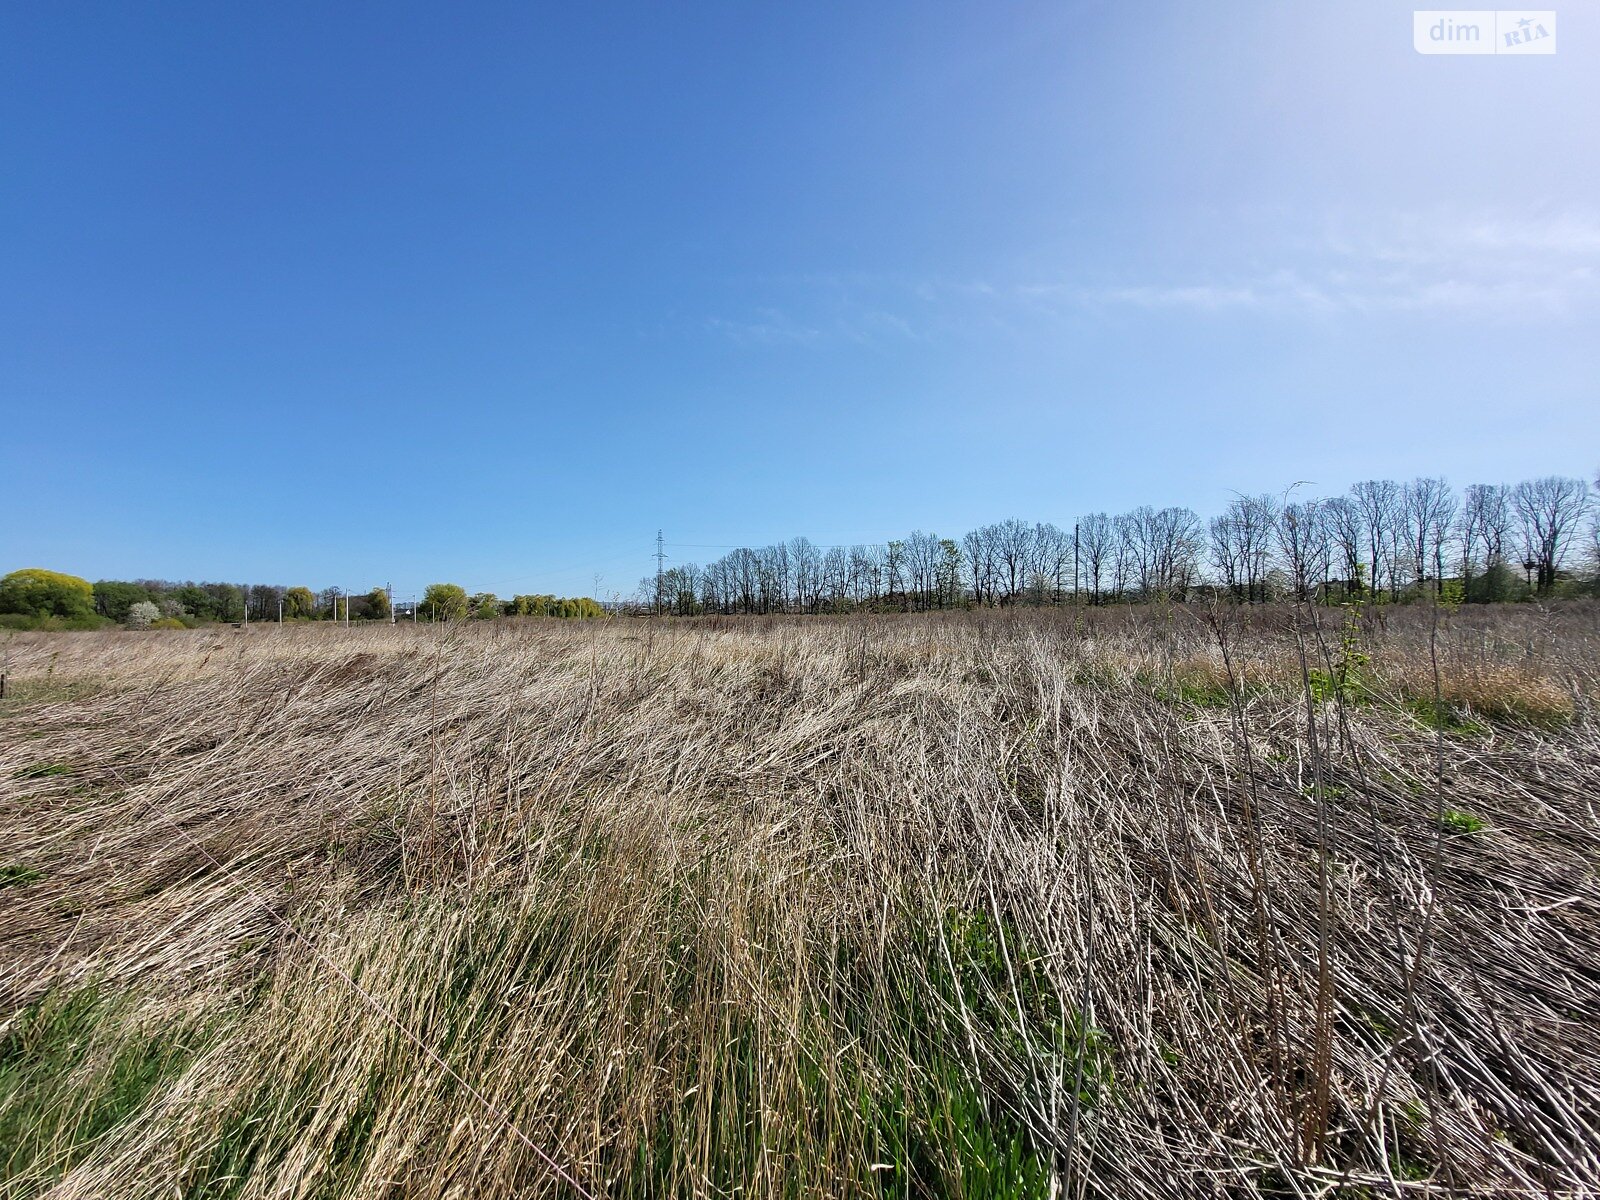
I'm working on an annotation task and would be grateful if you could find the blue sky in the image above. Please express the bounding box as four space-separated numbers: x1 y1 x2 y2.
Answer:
3 2 1596 602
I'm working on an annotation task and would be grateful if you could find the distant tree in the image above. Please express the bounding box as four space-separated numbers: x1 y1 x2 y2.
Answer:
988 519 1033 604
365 587 392 621
283 586 317 620
939 538 966 608
1277 500 1331 602
247 584 284 622
126 601 160 630
202 583 245 623
422 583 469 621
0 569 95 618
1401 477 1456 594
175 586 219 622
1323 497 1364 595
1078 513 1113 604
1513 476 1591 595
1458 484 1513 600
1029 523 1071 604
92 580 153 622
470 592 501 619
1351 480 1401 598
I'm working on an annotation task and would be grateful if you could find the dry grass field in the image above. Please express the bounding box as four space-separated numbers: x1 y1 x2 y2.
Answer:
2 605 1598 1199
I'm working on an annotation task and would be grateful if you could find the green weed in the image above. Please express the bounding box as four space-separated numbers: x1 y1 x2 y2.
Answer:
1439 808 1487 835
11 762 73 780
0 864 43 889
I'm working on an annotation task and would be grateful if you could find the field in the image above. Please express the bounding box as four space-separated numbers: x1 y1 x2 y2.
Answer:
2 606 1598 1199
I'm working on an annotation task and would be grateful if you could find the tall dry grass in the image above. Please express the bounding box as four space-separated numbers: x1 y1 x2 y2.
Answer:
1 604 1598 1198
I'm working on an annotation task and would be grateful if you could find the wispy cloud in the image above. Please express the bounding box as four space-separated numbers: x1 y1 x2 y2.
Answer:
1055 210 1600 318
705 302 927 347
705 210 1600 345
704 309 823 346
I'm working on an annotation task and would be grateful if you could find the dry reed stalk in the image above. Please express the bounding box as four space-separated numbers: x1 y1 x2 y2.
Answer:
0 608 1597 1198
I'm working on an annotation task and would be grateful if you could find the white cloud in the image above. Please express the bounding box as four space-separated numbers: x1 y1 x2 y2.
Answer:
704 309 823 346
1030 211 1600 319
705 210 1600 343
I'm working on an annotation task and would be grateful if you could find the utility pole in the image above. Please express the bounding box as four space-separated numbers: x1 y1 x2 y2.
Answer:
387 582 395 625
655 529 667 616
1073 523 1080 604
277 597 283 624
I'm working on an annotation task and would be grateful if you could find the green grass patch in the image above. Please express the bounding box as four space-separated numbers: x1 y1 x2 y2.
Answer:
1156 680 1233 709
1407 698 1489 737
0 864 43 889
0 677 107 715
12 762 74 780
1438 808 1487 835
0 986 207 1190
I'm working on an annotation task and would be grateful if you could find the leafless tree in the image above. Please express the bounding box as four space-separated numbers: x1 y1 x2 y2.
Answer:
1209 494 1277 602
1457 483 1513 598
1513 475 1591 594
963 527 997 607
788 537 821 612
1079 513 1113 604
1030 522 1072 603
1278 499 1331 602
1323 496 1364 594
1401 477 1456 594
1352 479 1401 598
991 519 1034 605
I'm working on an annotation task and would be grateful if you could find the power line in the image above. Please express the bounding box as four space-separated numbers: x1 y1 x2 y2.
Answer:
654 530 667 616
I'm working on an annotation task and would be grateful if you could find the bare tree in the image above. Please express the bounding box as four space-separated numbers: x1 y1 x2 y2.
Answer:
1278 499 1330 602
1111 512 1137 602
1351 479 1401 598
1210 495 1277 602
963 527 997 607
1401 477 1456 594
990 519 1034 605
1324 496 1364 595
1513 475 1591 595
902 531 944 611
1458 483 1512 599
1030 522 1072 603
1079 513 1113 604
788 537 821 613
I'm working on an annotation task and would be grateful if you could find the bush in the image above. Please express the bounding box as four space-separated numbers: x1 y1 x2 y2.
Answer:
150 617 187 630
0 569 95 619
126 601 160 630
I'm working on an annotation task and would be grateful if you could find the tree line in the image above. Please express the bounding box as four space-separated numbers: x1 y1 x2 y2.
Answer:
640 474 1599 614
0 572 606 630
